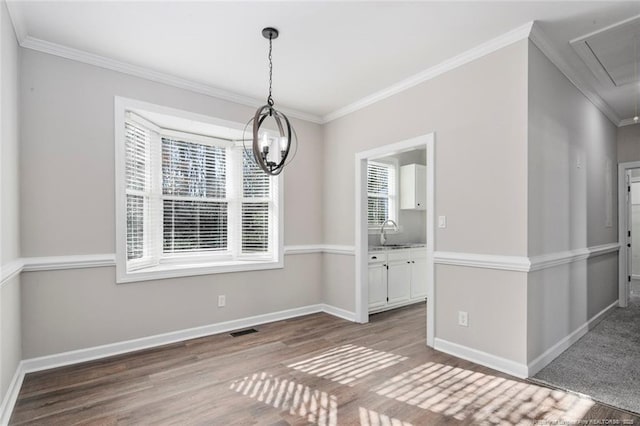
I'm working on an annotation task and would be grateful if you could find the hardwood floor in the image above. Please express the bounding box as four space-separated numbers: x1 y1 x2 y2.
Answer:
10 304 640 425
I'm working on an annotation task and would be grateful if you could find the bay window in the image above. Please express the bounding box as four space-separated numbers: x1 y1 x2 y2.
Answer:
115 98 282 283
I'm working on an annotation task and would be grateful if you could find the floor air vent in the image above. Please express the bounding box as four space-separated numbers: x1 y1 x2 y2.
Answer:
230 328 258 337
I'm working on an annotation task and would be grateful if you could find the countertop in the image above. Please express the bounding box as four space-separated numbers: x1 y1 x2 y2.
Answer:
368 243 426 252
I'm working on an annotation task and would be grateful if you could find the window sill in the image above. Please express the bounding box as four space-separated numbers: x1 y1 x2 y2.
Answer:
117 258 283 284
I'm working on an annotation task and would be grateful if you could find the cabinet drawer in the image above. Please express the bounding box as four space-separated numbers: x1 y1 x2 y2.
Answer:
368 252 387 263
387 249 411 262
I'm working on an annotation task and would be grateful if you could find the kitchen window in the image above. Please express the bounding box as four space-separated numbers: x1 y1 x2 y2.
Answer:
367 161 397 230
115 98 283 283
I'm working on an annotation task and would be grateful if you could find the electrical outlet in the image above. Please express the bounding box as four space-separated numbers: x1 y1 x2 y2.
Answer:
218 295 226 307
458 311 468 327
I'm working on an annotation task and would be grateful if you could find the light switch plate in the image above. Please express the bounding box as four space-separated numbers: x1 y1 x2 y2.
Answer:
458 311 468 327
438 216 447 228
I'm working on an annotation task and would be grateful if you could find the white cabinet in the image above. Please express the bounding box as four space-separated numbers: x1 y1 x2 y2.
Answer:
387 258 411 305
368 247 427 313
368 253 387 309
400 164 426 210
410 248 428 299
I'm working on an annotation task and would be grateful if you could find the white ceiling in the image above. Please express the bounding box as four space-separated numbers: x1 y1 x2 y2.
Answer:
5 1 640 124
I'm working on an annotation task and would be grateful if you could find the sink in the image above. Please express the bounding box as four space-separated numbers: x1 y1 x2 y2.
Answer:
369 243 425 251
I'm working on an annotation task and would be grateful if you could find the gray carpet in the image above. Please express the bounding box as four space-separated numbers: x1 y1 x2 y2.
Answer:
531 298 640 414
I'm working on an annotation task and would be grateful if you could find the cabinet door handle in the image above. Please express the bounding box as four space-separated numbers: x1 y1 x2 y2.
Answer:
371 256 377 260
407 261 411 264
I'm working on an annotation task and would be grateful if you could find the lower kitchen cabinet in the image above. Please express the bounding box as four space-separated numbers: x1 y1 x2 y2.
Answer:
368 247 427 313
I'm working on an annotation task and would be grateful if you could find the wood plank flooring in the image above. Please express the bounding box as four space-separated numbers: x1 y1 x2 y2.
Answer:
10 304 640 425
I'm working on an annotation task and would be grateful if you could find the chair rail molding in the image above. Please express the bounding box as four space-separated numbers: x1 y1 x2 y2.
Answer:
434 242 620 273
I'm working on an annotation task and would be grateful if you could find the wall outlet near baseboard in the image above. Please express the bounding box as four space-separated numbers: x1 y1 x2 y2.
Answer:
458 311 468 327
218 295 226 307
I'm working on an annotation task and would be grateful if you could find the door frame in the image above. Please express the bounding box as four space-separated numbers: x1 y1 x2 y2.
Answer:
617 161 640 308
354 133 435 347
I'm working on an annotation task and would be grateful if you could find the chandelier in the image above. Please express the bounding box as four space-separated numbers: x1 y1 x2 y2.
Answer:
247 27 297 176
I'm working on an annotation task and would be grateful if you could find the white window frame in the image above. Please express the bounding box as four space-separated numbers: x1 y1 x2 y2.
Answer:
115 97 284 283
366 159 399 233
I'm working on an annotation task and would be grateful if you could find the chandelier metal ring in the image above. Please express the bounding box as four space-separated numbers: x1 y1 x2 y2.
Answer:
248 26 297 176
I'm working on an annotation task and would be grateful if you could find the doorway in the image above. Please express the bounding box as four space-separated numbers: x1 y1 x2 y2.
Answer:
618 161 640 306
354 133 435 347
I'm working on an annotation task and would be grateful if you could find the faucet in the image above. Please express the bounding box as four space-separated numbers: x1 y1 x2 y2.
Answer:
379 219 399 246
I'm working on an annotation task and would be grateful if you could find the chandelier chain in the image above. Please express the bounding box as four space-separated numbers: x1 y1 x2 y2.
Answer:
268 35 274 107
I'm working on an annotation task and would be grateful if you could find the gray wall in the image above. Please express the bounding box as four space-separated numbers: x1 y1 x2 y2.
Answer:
323 40 530 363
617 124 640 164
526 41 618 362
19 48 325 358
0 0 22 401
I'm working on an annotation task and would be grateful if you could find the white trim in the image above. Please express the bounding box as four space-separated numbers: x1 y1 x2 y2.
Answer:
527 301 618 377
0 362 25 426
0 260 23 287
529 23 622 127
19 303 355 374
618 162 640 308
619 118 639 127
114 97 286 284
323 22 534 123
321 245 356 256
22 254 115 272
11 243 615 275
18 36 322 124
587 242 620 258
284 245 324 255
433 338 528 379
354 133 435 346
529 249 589 272
434 243 620 273
320 304 357 322
434 252 530 272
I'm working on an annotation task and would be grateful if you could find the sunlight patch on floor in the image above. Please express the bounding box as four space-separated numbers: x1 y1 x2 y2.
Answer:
359 407 413 426
373 362 595 424
287 344 408 385
230 372 338 425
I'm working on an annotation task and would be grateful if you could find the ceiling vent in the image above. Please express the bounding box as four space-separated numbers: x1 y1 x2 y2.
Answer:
571 15 640 88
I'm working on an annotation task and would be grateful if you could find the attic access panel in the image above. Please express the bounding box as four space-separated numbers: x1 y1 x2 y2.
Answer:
571 15 640 88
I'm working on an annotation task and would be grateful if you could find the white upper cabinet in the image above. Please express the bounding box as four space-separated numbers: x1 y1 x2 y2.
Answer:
400 164 426 210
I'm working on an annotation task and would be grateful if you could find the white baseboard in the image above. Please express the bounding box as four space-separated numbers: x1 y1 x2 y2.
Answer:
21 303 358 375
0 303 357 423
321 304 357 322
21 304 321 373
433 338 528 379
0 362 25 426
527 300 618 377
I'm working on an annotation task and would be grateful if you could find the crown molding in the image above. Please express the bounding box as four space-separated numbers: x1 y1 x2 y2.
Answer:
619 118 639 127
322 21 535 123
529 23 622 127
17 35 323 124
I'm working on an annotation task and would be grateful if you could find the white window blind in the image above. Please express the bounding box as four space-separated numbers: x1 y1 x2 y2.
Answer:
162 138 228 254
120 110 280 281
242 149 271 254
367 162 396 228
125 122 150 261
